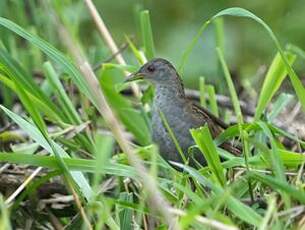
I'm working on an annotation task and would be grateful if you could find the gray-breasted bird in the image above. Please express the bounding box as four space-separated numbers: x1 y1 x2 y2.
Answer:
126 58 240 168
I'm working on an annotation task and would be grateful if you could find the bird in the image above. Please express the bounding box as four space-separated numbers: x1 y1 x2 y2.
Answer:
126 58 240 168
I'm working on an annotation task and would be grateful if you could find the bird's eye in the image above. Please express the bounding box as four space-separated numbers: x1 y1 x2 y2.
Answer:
147 65 155 72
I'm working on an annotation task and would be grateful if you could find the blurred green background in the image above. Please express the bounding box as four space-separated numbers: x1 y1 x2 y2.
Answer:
0 0 304 89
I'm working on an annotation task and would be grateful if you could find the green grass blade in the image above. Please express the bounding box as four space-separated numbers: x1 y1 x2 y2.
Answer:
258 195 277 230
216 47 243 123
178 20 210 72
0 105 93 200
0 49 64 122
0 17 95 106
199 77 206 107
172 162 262 226
255 52 296 119
0 196 11 230
212 7 305 114
206 84 219 117
0 152 138 179
118 192 133 230
190 126 226 186
249 172 305 203
159 110 186 163
256 122 286 181
92 134 114 190
43 61 82 124
256 121 290 207
0 74 62 122
287 44 305 60
139 10 155 60
214 18 224 53
125 35 145 64
267 93 293 121
179 7 305 113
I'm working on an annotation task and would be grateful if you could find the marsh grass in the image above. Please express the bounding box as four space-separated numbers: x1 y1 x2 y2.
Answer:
0 2 305 230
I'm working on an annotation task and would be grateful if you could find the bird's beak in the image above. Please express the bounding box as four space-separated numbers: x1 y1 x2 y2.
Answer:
124 72 144 83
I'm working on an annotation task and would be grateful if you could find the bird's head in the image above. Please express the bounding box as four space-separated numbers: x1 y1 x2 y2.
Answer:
125 58 180 86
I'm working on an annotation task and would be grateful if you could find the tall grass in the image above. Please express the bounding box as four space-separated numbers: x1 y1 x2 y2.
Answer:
0 2 304 229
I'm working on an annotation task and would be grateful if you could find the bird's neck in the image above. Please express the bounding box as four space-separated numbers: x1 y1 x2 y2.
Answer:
153 82 185 109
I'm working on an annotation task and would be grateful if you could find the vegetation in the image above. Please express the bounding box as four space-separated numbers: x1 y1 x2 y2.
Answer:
0 1 305 229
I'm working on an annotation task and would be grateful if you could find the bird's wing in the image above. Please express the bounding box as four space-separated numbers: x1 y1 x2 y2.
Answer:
191 102 229 129
191 102 242 156
190 102 223 138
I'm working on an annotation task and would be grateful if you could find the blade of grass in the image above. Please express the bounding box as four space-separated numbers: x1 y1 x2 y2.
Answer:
214 18 226 94
42 61 95 152
0 152 138 178
287 44 305 61
206 84 219 117
139 10 155 60
256 121 291 207
92 134 114 191
216 46 255 198
248 172 305 203
216 47 243 123
199 77 206 107
43 61 82 124
0 17 95 104
172 162 262 226
118 192 133 230
258 195 277 230
0 49 64 122
256 122 287 182
190 126 226 186
178 20 210 72
0 73 62 122
0 196 11 230
159 110 187 163
179 7 305 113
125 35 146 65
0 105 93 200
267 93 293 121
255 52 296 119
212 7 305 114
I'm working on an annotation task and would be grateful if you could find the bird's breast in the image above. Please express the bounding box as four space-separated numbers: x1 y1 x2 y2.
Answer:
151 98 200 150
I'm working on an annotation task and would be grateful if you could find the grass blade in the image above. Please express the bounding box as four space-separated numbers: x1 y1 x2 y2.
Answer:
0 17 95 106
43 61 82 124
179 7 305 113
191 126 226 186
0 152 138 179
216 47 243 123
212 7 305 114
267 93 293 121
206 84 219 117
255 52 296 119
249 172 305 203
256 121 291 207
139 10 155 60
199 76 206 107
172 162 262 226
0 105 93 200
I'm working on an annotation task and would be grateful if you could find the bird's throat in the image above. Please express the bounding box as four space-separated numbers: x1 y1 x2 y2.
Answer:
153 83 186 112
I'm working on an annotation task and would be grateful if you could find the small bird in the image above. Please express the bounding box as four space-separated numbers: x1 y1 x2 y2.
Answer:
126 58 240 168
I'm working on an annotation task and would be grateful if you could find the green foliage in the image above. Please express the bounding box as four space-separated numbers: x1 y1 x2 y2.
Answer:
255 52 296 119
139 10 155 60
191 126 225 186
0 3 304 230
